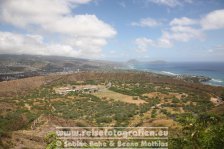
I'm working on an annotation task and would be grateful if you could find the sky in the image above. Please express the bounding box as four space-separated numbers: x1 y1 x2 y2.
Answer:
0 0 224 62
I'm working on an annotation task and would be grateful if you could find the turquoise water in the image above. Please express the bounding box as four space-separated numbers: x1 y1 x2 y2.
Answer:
130 62 224 86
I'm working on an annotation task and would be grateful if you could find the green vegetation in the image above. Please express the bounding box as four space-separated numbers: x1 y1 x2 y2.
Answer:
109 85 154 97
52 94 139 126
0 72 223 149
151 109 157 118
172 98 180 103
44 132 58 149
23 87 62 99
170 113 224 149
0 109 38 132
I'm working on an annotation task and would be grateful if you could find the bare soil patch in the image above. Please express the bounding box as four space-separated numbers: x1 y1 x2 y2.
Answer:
93 88 146 105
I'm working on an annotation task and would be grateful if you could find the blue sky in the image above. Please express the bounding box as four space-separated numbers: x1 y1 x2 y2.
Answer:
0 0 224 62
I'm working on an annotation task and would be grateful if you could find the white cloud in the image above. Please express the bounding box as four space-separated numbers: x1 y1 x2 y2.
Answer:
169 26 203 42
0 0 70 28
0 31 104 58
43 15 116 38
0 0 116 38
0 32 79 56
201 9 224 30
153 20 203 47
0 0 116 58
135 38 154 52
134 9 224 53
131 18 161 27
135 15 204 52
148 0 192 7
170 17 197 26
168 10 224 42
64 36 106 55
135 36 172 52
68 0 93 4
157 33 173 47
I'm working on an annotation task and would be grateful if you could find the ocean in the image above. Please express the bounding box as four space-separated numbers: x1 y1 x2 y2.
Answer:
130 62 224 86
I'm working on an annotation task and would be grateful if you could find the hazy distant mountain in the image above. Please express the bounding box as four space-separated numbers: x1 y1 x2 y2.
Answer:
0 54 124 81
0 54 124 73
126 59 140 65
146 60 167 64
126 59 166 65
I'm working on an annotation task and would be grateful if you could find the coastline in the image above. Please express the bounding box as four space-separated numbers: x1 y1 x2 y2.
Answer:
125 65 224 87
0 64 223 87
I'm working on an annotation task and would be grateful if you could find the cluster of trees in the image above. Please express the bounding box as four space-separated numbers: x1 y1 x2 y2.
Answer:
0 109 38 148
139 98 160 114
160 109 173 117
172 98 180 103
0 109 37 132
151 109 157 118
52 94 139 126
171 113 224 149
23 87 61 99
109 85 153 97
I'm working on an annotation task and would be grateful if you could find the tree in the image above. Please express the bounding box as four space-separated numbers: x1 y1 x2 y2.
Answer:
151 109 157 118
45 132 59 149
170 114 224 149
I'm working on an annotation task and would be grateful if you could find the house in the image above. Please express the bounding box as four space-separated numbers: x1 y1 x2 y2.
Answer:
55 85 99 95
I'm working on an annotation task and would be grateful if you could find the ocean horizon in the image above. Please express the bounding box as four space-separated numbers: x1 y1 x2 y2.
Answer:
130 62 224 86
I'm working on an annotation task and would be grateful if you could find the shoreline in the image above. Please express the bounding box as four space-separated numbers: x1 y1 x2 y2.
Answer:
0 67 223 87
124 66 224 87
